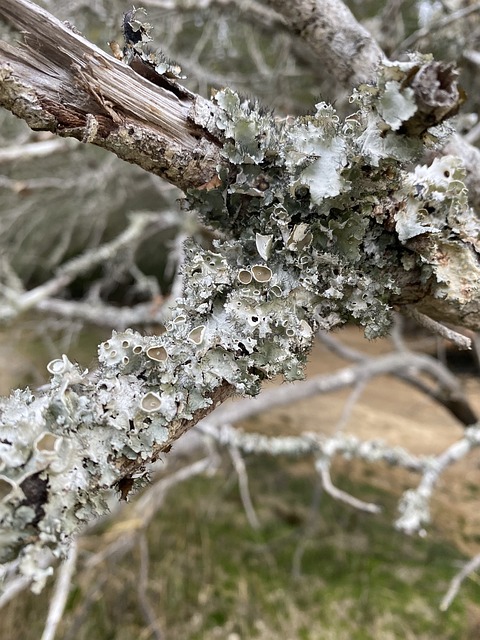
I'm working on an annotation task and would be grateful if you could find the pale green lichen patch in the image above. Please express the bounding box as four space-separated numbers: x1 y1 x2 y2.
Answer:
378 81 417 131
0 58 475 587
397 156 469 242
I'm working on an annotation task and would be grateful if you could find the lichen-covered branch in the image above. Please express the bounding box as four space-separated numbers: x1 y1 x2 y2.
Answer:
396 425 480 535
1 0 480 588
198 419 480 537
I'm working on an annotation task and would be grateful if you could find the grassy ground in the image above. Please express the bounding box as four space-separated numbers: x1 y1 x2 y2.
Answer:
3 455 480 639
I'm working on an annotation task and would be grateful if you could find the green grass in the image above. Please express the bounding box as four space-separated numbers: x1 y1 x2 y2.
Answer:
3 456 479 639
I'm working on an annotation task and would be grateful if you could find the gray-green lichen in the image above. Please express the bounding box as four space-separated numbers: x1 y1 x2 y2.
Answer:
0 56 477 589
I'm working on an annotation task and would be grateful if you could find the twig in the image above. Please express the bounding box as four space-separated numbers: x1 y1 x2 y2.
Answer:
396 425 480 534
0 138 78 164
405 307 472 351
317 330 366 363
394 4 480 55
0 575 32 609
291 474 323 580
243 23 271 77
40 542 78 640
36 297 168 329
463 49 480 69
62 576 109 640
85 457 214 570
133 457 214 524
333 377 369 433
198 350 474 429
376 0 405 52
137 534 163 640
471 333 480 374
389 312 408 352
315 458 381 514
228 443 260 529
464 118 480 145
440 553 480 611
0 213 168 322
141 0 286 30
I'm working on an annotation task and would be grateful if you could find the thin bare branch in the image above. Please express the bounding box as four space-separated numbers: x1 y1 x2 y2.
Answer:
137 534 163 640
228 443 260 529
315 458 381 514
83 456 213 574
317 331 366 364
0 213 166 322
35 297 169 329
40 542 78 640
0 573 31 609
0 138 78 164
440 553 480 611
394 4 480 56
199 351 473 429
405 307 472 351
333 377 369 433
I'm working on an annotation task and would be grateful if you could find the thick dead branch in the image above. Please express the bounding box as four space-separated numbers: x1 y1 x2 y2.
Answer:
0 0 223 191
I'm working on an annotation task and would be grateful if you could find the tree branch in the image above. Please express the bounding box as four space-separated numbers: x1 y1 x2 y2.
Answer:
0 0 223 191
0 213 164 323
263 0 385 85
0 137 78 164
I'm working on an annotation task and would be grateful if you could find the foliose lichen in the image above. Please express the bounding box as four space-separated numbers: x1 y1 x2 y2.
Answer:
0 55 474 587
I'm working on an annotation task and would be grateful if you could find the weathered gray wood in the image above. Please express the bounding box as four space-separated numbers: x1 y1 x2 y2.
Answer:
0 0 223 190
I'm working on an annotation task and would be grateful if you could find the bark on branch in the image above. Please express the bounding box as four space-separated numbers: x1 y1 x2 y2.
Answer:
263 0 385 85
0 0 480 588
0 0 223 191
